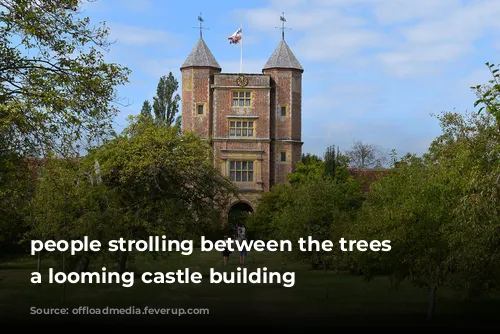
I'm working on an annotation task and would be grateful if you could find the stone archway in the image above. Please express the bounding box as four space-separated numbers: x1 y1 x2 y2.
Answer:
227 201 254 235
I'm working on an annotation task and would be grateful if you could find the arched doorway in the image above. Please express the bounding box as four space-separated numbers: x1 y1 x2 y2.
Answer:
227 201 253 236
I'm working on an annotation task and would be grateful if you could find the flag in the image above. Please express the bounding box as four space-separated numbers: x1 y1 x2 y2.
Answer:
228 28 242 44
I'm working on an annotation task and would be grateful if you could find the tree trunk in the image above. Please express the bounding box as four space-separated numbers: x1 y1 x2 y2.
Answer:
74 253 91 273
61 252 66 304
323 258 329 299
427 284 437 321
118 250 128 274
37 252 42 286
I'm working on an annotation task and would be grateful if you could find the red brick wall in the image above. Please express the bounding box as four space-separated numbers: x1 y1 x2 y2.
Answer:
263 68 303 186
181 67 220 138
180 67 303 201
211 74 273 193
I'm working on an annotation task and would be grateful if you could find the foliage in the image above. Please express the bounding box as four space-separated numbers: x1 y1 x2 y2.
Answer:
287 156 324 185
151 72 181 127
250 145 362 269
347 110 500 318
0 152 34 255
86 116 237 240
140 100 153 120
25 117 238 271
348 153 452 281
471 62 500 128
428 111 500 297
0 0 130 156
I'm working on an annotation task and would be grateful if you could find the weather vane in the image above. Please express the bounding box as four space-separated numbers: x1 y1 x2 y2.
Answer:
275 12 291 40
193 12 208 38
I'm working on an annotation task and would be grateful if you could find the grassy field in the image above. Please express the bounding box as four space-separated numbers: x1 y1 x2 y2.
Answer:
1 249 499 329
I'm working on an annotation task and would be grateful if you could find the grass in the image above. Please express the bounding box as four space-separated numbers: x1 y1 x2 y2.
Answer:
1 250 499 328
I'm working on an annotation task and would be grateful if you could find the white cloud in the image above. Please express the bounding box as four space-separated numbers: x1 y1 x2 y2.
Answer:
234 0 500 78
377 43 474 77
218 59 267 74
107 23 180 48
372 0 462 25
138 58 185 78
295 29 384 61
83 0 153 14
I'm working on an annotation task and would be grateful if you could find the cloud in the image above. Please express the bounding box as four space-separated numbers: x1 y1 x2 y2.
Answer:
234 0 500 78
237 7 365 33
107 23 181 48
375 0 500 77
83 0 153 13
137 58 185 78
295 29 384 62
218 59 268 74
371 0 462 25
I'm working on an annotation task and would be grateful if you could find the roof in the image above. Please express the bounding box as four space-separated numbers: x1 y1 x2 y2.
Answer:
181 38 221 70
348 168 392 192
263 39 303 72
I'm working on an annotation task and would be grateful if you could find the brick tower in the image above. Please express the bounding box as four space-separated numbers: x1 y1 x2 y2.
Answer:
180 31 303 214
262 38 304 186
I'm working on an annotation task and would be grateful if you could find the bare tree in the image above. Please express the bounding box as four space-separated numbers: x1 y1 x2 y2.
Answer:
345 140 388 168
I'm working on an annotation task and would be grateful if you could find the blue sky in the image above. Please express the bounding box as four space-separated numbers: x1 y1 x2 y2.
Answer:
82 0 499 158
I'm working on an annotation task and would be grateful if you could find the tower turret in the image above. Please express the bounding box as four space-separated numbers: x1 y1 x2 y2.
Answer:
180 36 221 138
263 37 303 185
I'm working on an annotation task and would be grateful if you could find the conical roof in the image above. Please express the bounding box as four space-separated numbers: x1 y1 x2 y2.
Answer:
181 37 221 70
263 39 303 71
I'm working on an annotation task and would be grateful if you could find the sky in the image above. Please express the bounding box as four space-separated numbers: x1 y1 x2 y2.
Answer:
81 0 500 158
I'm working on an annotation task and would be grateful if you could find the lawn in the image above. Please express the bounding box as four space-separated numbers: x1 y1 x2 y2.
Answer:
0 249 498 329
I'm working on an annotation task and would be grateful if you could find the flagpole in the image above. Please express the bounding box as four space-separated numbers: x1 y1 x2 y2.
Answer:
240 24 243 73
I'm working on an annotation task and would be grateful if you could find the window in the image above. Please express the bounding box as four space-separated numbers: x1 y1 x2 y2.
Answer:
229 161 254 182
233 91 251 106
229 120 254 137
280 152 287 162
280 106 287 117
197 104 204 115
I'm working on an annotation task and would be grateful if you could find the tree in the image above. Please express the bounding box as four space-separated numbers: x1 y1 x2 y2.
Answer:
152 72 181 127
0 0 130 156
323 144 350 180
427 111 500 298
348 110 500 320
347 154 454 320
250 145 362 272
287 155 324 185
345 140 388 168
0 152 34 256
472 62 500 131
86 116 237 270
140 100 152 120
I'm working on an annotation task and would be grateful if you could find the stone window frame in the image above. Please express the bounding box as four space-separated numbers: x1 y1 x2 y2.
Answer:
229 160 255 183
232 90 252 107
229 119 255 137
280 105 288 117
280 151 287 162
196 103 205 116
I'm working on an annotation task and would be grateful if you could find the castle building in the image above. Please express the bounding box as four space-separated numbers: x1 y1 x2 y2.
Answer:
180 32 303 214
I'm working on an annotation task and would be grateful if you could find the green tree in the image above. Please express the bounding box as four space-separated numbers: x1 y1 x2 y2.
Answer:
86 116 237 270
250 145 362 272
287 156 324 185
472 62 500 130
0 0 130 156
349 110 500 320
347 153 453 320
140 100 153 120
0 152 34 256
428 111 500 298
152 72 181 127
